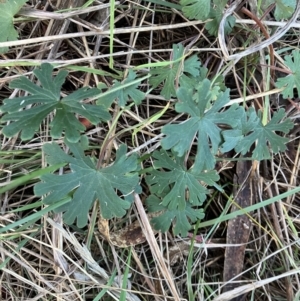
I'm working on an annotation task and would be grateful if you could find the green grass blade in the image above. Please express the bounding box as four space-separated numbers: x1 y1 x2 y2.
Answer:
199 186 300 228
0 163 65 194
0 197 70 235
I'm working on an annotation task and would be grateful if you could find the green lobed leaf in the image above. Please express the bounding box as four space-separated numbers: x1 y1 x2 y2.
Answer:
161 79 240 170
275 50 300 99
221 107 260 153
178 66 209 91
261 0 295 20
180 0 211 21
274 0 296 19
34 143 140 228
146 195 205 236
41 136 89 166
222 108 293 160
97 69 145 107
205 0 236 36
146 150 219 211
150 43 201 99
0 0 28 54
0 63 110 142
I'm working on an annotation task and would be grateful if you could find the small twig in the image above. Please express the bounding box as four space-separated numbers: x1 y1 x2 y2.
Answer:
17 4 113 20
240 7 275 80
218 0 300 61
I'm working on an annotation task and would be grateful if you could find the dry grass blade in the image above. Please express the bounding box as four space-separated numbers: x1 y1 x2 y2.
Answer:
213 268 300 301
134 194 181 301
18 3 112 20
0 20 204 48
47 218 141 301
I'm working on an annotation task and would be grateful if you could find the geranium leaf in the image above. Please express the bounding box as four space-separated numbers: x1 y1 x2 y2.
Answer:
205 0 235 36
0 0 27 54
146 150 219 211
150 43 201 99
161 79 240 170
237 109 293 159
221 107 260 153
0 63 110 142
146 195 205 236
276 50 300 98
274 0 296 19
34 142 140 228
97 69 145 107
180 0 211 20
